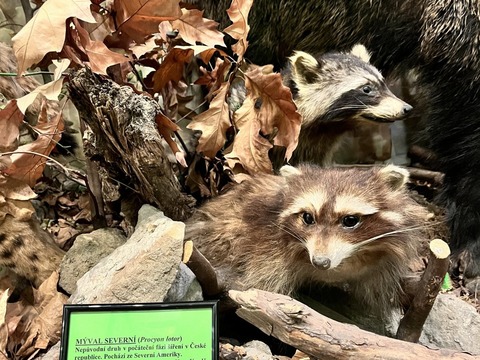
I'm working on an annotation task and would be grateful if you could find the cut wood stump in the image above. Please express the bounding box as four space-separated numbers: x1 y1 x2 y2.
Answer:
396 238 451 342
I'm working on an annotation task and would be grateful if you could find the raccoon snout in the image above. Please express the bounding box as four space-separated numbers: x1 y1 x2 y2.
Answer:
402 103 413 115
312 256 331 270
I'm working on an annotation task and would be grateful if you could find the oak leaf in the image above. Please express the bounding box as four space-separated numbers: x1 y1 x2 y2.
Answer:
225 94 273 174
195 58 231 101
171 9 226 48
224 0 253 60
152 47 194 92
7 272 68 359
114 0 182 44
16 59 70 114
10 99 64 187
73 19 130 75
187 82 231 159
244 66 301 160
0 100 23 153
12 0 96 74
175 45 227 64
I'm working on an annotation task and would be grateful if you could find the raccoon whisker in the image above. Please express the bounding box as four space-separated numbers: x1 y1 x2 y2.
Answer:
356 222 440 247
271 222 307 244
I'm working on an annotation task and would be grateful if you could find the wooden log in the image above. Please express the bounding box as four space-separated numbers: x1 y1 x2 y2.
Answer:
68 68 195 221
396 239 451 342
229 289 476 360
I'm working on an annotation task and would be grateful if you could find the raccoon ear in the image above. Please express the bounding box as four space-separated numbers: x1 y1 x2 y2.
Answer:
279 165 302 177
377 165 410 191
289 51 319 84
351 44 371 63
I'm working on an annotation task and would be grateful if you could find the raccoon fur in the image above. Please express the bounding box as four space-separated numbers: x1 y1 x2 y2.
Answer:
188 0 480 279
185 164 428 314
283 45 412 165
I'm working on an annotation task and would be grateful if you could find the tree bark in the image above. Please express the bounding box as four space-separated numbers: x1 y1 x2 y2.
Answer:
68 68 195 221
396 239 451 342
229 288 475 360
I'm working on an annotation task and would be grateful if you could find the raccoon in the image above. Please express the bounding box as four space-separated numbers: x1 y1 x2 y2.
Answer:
190 0 480 282
185 164 428 314
283 45 412 165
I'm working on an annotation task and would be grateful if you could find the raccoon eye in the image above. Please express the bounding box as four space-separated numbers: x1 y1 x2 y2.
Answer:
302 212 315 225
341 215 361 228
362 85 372 94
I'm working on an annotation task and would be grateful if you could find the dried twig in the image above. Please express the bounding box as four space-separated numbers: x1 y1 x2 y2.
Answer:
183 241 221 297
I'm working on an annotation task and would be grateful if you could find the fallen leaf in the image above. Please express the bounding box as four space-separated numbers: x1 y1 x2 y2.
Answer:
0 178 37 201
171 8 226 48
195 58 231 101
7 272 68 359
0 100 23 153
152 47 193 92
12 0 96 74
187 82 231 159
155 113 185 165
244 66 302 160
175 45 228 64
225 94 273 174
10 99 64 187
16 59 70 114
73 19 130 75
224 0 253 60
114 0 182 44
130 36 160 58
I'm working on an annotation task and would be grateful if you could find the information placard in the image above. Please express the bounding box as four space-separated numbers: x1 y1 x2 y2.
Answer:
60 301 218 360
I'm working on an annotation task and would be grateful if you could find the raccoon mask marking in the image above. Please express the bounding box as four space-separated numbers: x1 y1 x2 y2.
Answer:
185 164 428 315
286 45 413 126
283 45 413 165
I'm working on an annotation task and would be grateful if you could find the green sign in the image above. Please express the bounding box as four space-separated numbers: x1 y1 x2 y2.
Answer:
60 302 218 360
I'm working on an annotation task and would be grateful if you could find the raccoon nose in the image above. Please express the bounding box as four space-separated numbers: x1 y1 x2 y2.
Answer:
402 103 413 115
312 256 331 270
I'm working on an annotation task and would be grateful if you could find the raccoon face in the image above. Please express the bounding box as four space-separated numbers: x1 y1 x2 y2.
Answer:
286 45 413 126
276 165 417 281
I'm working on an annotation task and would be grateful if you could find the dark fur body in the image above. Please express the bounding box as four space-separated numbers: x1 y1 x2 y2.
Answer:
186 165 428 314
190 0 480 277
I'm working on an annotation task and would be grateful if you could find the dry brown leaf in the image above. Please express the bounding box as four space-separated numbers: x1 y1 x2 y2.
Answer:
0 177 37 201
171 8 226 48
244 66 302 160
16 59 70 114
225 94 273 174
10 100 64 187
0 100 23 153
73 19 130 75
8 272 68 359
12 0 96 74
152 47 194 92
195 58 231 101
114 0 182 44
223 0 253 60
155 113 184 163
130 36 160 58
80 11 115 42
187 82 231 159
175 45 227 64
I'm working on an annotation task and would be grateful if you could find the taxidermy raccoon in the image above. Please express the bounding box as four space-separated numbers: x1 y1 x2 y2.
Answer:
188 0 480 280
185 164 428 315
283 45 412 165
